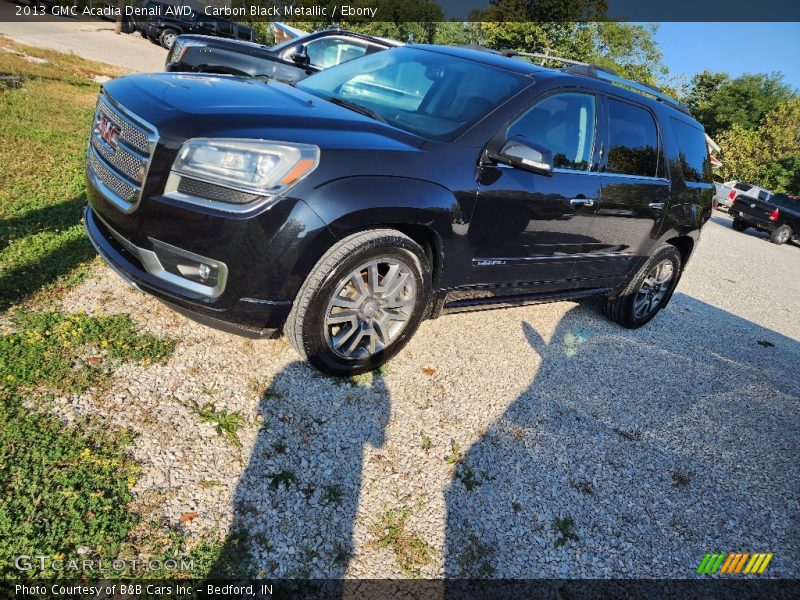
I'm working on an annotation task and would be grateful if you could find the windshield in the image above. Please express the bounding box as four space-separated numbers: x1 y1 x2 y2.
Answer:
296 47 530 141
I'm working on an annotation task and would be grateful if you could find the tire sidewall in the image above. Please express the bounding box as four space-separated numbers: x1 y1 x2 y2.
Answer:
772 225 791 244
622 246 682 328
300 239 430 375
160 29 177 49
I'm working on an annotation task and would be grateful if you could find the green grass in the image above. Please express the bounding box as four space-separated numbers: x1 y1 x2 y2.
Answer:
0 391 137 577
0 42 199 578
1 310 175 394
0 39 124 310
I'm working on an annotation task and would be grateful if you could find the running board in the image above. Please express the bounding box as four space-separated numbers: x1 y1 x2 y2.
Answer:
441 287 611 314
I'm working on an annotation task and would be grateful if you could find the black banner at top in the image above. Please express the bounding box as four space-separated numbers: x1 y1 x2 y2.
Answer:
2 0 800 23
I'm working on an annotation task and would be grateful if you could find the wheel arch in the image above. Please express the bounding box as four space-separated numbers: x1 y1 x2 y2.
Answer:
664 235 694 269
301 176 459 290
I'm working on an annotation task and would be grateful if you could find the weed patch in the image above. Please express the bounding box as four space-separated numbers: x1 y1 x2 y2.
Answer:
553 515 580 548
0 310 175 394
370 501 435 577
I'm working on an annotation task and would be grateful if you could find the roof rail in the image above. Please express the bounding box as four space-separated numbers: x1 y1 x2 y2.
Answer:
502 49 691 116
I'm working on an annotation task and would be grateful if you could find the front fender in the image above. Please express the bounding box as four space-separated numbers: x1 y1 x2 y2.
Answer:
302 175 467 281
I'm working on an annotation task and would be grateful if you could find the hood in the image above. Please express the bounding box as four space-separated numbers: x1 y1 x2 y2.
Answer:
101 72 423 151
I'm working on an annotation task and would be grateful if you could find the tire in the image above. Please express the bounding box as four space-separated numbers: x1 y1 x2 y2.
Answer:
120 20 135 34
285 229 431 376
731 218 748 232
604 244 682 329
770 225 792 245
159 28 178 50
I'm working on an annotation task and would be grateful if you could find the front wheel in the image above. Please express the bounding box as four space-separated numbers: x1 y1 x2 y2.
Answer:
770 225 792 245
285 229 431 376
604 244 682 328
159 28 178 50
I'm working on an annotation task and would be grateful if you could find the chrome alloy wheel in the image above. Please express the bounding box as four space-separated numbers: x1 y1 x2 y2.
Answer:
633 259 675 319
324 258 417 359
776 228 791 243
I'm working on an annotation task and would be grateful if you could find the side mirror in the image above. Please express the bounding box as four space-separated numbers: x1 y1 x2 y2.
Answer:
292 44 310 66
490 136 554 176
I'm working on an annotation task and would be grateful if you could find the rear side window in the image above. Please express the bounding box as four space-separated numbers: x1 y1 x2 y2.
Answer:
606 99 660 178
509 92 596 171
671 118 711 182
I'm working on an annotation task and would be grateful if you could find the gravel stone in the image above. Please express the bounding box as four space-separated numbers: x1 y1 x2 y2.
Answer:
51 216 799 578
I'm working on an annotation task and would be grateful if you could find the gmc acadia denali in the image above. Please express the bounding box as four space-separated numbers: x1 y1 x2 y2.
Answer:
84 46 713 375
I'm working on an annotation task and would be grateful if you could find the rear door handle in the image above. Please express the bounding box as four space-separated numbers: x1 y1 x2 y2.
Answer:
570 198 595 207
649 202 665 210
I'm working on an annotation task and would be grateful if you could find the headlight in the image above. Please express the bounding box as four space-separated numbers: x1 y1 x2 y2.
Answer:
171 139 320 196
166 37 203 65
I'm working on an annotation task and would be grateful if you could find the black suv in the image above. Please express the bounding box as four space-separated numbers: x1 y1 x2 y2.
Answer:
83 46 713 375
731 192 800 244
143 7 254 49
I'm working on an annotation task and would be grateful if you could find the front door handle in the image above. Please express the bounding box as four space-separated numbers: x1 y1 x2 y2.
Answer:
648 202 665 210
570 198 595 207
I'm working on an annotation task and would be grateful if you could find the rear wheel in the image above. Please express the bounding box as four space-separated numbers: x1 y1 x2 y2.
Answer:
604 244 682 329
770 225 792 245
731 218 748 232
286 229 431 376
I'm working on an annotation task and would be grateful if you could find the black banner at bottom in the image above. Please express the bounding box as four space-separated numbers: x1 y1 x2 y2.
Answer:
2 579 800 600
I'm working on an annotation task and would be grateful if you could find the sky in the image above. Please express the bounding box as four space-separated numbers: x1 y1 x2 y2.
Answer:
654 23 800 90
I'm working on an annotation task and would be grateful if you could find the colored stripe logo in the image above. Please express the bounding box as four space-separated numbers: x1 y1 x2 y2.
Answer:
696 552 773 574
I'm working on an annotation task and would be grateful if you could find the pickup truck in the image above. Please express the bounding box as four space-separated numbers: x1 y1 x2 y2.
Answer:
714 180 772 211
165 28 400 81
730 192 800 244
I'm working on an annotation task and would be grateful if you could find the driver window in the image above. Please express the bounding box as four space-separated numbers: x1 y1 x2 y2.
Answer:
508 93 596 171
305 38 369 69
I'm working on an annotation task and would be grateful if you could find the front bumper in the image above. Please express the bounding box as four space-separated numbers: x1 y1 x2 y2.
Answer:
84 205 288 337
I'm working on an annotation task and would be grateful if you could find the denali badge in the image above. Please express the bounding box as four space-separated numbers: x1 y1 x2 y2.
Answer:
97 115 121 150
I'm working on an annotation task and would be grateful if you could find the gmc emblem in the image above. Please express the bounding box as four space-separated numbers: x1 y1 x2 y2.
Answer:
96 115 121 150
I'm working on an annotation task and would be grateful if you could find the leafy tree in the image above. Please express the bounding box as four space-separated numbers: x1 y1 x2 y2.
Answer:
717 98 800 194
686 71 795 138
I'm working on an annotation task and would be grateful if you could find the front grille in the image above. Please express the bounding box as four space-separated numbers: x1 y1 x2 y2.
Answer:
87 93 158 213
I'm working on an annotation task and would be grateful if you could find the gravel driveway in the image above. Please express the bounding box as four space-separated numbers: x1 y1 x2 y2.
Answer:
54 212 799 578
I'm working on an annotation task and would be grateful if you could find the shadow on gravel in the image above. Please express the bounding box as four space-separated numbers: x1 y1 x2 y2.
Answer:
444 294 800 578
211 362 390 578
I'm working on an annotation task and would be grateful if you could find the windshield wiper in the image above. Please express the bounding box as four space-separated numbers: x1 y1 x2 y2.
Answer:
324 96 388 124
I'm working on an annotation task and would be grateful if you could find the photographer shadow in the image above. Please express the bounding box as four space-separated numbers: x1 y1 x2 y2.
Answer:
211 361 390 579
443 294 800 578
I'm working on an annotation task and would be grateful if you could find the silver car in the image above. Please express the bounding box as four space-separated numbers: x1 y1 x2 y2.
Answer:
714 180 772 211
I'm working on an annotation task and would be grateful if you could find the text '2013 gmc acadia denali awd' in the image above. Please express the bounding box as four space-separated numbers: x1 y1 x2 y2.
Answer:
84 45 713 375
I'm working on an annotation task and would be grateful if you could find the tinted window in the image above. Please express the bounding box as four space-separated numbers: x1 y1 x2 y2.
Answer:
758 190 771 201
734 182 753 191
671 119 711 182
305 37 370 69
297 47 528 141
509 93 596 171
607 99 660 178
